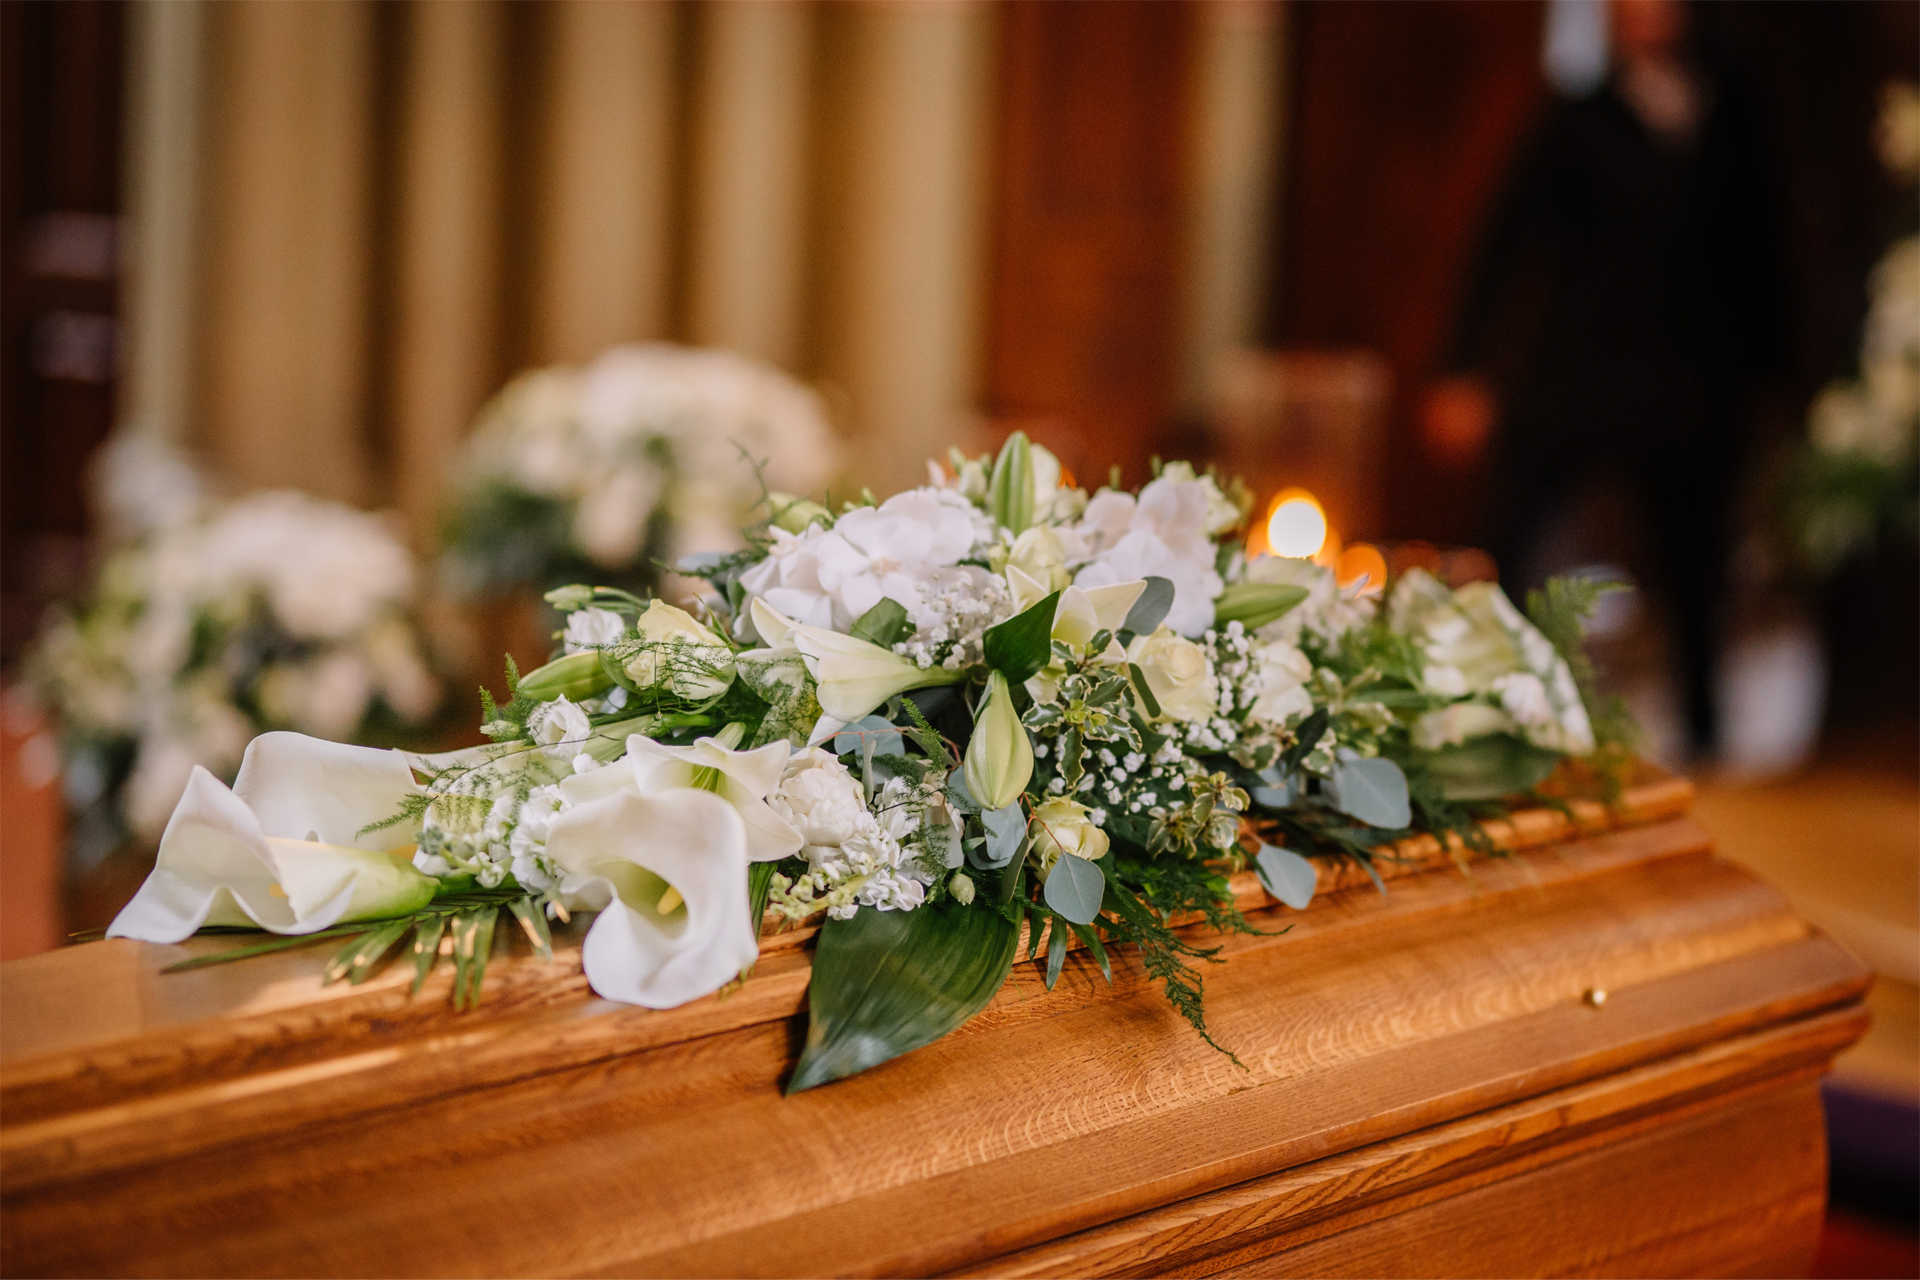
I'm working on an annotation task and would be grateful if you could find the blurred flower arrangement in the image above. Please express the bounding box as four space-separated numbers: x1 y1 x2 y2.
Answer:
26 438 444 867
1781 83 1920 575
440 343 841 598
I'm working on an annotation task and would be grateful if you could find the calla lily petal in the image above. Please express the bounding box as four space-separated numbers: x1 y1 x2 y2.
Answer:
106 735 438 943
547 788 758 1008
619 734 803 861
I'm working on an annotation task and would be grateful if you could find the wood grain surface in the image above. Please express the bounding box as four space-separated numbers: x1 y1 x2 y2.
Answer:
0 774 1869 1278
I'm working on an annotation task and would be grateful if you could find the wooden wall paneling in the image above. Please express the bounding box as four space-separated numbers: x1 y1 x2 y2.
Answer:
984 0 1195 485
1273 0 1545 546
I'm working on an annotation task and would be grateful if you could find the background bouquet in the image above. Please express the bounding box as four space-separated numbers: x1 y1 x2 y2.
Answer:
27 442 443 870
440 343 842 599
107 433 1626 1091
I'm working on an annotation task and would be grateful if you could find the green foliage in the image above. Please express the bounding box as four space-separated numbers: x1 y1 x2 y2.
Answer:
788 898 1020 1093
982 590 1061 683
1212 581 1310 631
849 597 913 649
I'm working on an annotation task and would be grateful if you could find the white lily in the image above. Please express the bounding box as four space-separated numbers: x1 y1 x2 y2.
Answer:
1026 580 1145 703
106 732 436 943
545 788 759 1009
749 599 964 741
563 729 803 861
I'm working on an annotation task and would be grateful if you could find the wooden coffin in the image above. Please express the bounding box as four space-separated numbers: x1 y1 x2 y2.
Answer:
0 772 1870 1278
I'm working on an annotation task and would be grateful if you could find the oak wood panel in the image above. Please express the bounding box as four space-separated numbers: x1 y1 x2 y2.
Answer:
0 790 1869 1278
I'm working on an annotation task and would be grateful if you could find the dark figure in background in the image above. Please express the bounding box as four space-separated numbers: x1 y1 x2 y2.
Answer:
1427 0 1786 758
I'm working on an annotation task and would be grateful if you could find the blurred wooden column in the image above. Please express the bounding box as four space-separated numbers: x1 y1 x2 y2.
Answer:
983 0 1195 484
389 0 502 544
535 0 679 364
1177 0 1286 419
686 2 813 371
194 0 376 505
815 1 995 497
119 0 203 447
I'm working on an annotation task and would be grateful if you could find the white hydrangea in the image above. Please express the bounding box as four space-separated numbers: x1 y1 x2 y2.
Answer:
1064 475 1225 637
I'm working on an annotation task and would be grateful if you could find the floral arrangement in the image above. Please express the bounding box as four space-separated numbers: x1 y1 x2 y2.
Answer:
440 343 841 598
1782 83 1919 575
28 447 443 869
106 434 1624 1091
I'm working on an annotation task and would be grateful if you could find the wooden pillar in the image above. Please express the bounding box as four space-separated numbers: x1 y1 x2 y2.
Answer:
119 0 203 445
389 0 503 545
1176 0 1286 418
194 0 376 504
686 1 813 371
814 0 995 497
534 0 679 364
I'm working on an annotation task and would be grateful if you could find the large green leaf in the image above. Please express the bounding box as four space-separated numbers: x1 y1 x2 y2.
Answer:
1416 733 1561 801
982 590 1061 684
787 901 1019 1093
849 597 913 648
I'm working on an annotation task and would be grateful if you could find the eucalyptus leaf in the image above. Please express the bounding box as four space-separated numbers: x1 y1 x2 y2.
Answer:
1327 755 1412 829
787 900 1019 1092
1254 843 1318 910
982 590 1062 684
969 802 1026 870
1041 854 1105 925
1250 770 1295 810
945 768 980 814
674 550 731 579
849 597 913 649
1213 581 1311 631
1417 733 1562 801
1044 918 1069 990
1121 576 1176 636
833 713 905 760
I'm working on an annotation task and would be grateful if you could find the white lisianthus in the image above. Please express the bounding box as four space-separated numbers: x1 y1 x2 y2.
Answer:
563 607 629 653
106 733 436 942
1248 640 1314 724
624 600 735 700
526 696 593 762
546 788 760 1009
1126 626 1219 723
1028 797 1110 877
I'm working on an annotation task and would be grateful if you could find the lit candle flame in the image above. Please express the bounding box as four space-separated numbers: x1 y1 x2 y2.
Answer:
1266 491 1328 559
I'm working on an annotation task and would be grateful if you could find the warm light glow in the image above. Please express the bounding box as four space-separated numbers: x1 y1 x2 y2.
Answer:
1337 543 1387 593
1266 492 1328 559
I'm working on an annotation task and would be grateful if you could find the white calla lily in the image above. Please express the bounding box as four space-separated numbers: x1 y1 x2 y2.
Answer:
562 731 803 861
546 788 758 1008
107 733 436 943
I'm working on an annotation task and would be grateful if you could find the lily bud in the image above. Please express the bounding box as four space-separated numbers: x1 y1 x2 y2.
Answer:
519 651 613 703
988 432 1035 534
964 671 1033 811
949 872 976 905
543 584 596 611
768 492 832 534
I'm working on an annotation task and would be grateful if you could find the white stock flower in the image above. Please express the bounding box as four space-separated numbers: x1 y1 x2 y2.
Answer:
107 733 436 943
546 787 759 1009
563 608 629 654
1126 626 1219 723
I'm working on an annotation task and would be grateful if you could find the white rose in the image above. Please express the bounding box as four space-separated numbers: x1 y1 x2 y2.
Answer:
1126 626 1219 723
1248 640 1314 724
1029 796 1110 876
625 600 735 700
526 696 592 762
563 607 629 654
